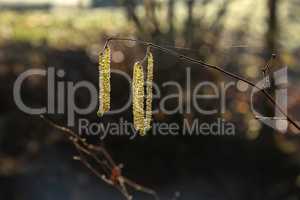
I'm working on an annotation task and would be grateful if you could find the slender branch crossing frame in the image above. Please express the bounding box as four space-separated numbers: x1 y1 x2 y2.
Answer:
106 37 300 132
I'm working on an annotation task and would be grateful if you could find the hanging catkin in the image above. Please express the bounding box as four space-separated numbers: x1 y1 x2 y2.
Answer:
144 51 153 131
97 46 111 117
132 62 145 134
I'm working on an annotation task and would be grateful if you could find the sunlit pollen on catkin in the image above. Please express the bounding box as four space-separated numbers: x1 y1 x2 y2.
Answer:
144 51 154 132
132 62 145 134
97 46 111 117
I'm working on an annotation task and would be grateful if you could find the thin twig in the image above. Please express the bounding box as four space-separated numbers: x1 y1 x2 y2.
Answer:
40 114 159 200
106 37 300 132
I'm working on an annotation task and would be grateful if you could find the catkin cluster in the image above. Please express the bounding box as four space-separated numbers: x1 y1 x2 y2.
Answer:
97 45 154 136
144 51 153 131
97 46 111 117
132 51 154 135
132 62 145 133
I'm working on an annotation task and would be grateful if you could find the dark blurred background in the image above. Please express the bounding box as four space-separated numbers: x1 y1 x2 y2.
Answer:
1 0 300 199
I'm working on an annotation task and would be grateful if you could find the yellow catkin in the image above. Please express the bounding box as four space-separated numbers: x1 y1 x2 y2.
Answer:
144 51 153 132
97 46 111 117
132 62 145 134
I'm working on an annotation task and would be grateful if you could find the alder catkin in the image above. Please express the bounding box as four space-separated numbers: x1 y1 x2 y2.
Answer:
132 62 145 134
97 46 111 117
144 51 153 131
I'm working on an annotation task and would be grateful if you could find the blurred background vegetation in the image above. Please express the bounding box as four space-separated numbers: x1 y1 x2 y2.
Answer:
0 0 300 199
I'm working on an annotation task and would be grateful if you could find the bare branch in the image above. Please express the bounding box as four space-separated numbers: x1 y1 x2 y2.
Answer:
107 37 300 132
40 115 159 200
